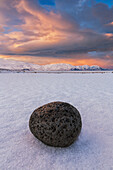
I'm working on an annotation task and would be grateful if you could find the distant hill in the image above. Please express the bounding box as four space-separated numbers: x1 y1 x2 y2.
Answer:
71 65 103 71
0 58 107 72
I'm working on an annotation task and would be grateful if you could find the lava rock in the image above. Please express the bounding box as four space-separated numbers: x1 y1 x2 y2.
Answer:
29 101 82 147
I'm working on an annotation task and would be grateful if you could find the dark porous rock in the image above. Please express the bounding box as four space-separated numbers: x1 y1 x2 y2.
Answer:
29 101 82 147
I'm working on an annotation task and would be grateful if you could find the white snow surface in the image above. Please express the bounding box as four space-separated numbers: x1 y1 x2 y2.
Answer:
0 58 102 71
0 73 113 170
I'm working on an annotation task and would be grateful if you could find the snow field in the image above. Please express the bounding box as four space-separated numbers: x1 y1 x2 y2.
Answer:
0 73 113 170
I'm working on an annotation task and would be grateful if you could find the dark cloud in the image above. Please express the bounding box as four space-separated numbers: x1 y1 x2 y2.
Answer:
56 0 113 33
0 0 113 67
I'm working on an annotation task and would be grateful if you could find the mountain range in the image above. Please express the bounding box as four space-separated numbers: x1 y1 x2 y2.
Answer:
0 58 106 72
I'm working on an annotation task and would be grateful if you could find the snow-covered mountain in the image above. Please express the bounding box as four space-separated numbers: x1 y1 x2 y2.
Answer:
0 58 104 72
72 65 102 70
42 63 75 71
0 58 42 71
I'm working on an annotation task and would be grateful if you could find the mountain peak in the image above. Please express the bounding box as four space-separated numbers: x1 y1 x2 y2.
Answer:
0 58 105 72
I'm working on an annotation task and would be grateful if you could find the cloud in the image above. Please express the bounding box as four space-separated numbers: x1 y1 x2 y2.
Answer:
0 26 5 32
0 0 82 53
0 0 113 68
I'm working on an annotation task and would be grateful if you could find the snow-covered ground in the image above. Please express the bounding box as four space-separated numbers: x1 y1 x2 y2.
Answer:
0 73 113 170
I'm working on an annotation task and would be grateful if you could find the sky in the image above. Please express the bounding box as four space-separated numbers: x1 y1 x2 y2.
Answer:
0 0 113 68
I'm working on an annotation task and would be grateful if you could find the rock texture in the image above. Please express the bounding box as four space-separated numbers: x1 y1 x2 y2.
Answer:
29 101 82 147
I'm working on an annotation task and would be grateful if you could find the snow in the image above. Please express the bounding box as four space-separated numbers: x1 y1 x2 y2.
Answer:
0 73 113 170
0 58 75 71
90 65 100 70
0 58 42 70
0 58 103 71
74 65 101 70
75 65 90 70
42 63 75 71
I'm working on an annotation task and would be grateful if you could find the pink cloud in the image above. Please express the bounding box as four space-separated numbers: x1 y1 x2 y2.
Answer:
0 0 113 68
